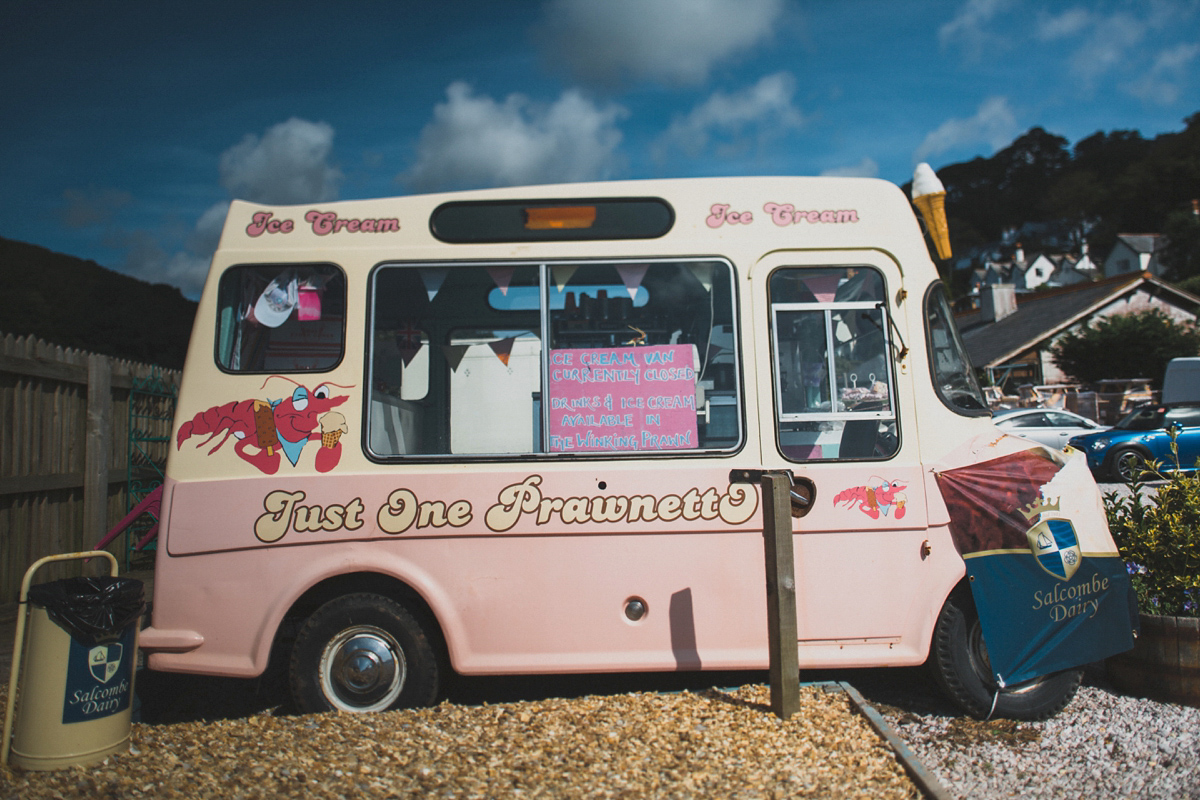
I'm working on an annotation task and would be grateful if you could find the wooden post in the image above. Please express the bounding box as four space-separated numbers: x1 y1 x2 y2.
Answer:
760 471 800 719
729 468 802 720
83 354 112 552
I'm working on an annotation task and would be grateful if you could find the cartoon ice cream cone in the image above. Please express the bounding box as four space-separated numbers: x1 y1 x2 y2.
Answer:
912 162 952 261
320 412 348 449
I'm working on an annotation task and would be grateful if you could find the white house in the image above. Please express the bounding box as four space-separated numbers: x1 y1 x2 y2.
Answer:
1105 234 1166 277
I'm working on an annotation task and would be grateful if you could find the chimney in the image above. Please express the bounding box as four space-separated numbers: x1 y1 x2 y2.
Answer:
1014 243 1025 265
981 283 1017 323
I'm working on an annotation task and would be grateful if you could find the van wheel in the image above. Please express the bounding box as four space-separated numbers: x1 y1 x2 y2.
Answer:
929 589 1082 721
289 593 439 713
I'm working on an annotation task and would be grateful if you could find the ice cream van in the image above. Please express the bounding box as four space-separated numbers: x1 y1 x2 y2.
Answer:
138 171 1136 720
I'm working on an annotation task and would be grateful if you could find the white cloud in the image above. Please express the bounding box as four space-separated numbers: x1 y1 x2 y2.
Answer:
820 158 879 179
1068 11 1147 84
402 82 627 192
1035 8 1092 40
116 230 212 298
1123 42 1200 104
218 118 342 204
537 0 784 87
938 0 1013 54
653 73 804 161
913 96 1019 163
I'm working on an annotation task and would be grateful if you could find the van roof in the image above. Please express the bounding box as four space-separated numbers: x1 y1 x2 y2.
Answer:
215 175 923 256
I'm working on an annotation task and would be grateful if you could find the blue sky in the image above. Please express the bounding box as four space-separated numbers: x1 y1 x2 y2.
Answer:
3 0 1198 298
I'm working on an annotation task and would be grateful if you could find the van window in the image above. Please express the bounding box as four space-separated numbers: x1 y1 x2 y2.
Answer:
925 283 989 415
367 259 740 458
215 264 346 372
768 267 899 461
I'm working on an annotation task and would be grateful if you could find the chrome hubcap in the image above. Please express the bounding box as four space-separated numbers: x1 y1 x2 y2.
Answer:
321 625 406 712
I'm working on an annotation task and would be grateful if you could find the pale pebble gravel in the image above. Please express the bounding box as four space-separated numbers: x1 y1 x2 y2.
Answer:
1 684 920 799
874 678 1200 800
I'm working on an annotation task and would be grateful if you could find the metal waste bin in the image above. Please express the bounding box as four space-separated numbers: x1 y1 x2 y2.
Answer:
2 552 146 770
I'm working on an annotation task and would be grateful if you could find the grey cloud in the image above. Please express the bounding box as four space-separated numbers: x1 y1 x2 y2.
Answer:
536 0 783 87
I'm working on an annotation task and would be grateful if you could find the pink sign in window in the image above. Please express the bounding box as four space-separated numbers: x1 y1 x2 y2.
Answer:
547 345 699 452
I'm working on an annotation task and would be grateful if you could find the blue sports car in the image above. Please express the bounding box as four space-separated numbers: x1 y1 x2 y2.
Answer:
1068 403 1200 482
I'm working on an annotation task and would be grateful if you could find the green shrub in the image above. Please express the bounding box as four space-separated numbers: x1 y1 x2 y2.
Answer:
1104 448 1200 617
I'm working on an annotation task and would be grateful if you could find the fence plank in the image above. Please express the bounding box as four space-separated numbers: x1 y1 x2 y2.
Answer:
0 333 180 601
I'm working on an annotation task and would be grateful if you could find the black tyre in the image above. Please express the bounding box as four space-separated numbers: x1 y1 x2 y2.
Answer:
290 593 439 713
929 588 1082 721
1109 447 1146 482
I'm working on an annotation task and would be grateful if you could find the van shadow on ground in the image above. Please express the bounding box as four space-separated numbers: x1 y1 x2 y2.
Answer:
133 660 963 725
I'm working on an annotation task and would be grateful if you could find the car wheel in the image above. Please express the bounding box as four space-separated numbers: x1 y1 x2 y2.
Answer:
929 588 1082 720
1110 447 1146 482
290 593 439 713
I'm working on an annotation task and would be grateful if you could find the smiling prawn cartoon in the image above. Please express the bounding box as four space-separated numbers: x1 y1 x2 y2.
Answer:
176 376 353 474
834 477 908 520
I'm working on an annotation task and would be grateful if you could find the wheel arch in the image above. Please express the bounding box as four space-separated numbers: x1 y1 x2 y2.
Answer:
270 568 455 676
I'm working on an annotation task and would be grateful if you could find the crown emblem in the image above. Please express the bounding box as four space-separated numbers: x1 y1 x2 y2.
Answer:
1020 496 1061 521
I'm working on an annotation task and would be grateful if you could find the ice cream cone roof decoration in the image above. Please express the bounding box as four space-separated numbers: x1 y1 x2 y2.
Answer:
912 162 952 261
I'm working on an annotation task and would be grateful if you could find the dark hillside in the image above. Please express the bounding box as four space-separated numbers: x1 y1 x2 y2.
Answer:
0 237 196 369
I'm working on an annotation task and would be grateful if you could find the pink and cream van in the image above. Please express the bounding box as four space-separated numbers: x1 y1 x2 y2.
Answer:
139 175 1136 720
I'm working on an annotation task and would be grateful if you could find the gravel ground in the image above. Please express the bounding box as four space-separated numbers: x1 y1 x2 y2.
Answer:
1 681 919 799
3 661 1198 799
870 672 1200 799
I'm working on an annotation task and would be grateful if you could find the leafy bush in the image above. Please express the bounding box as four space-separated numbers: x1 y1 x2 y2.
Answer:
1104 447 1200 617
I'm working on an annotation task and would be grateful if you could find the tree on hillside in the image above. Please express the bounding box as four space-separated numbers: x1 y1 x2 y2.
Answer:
1161 202 1200 282
1050 309 1200 388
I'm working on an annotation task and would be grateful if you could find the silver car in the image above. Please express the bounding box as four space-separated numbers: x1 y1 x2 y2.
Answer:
992 408 1107 450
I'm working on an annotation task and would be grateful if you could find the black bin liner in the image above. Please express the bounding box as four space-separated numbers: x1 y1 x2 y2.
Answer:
27 577 146 646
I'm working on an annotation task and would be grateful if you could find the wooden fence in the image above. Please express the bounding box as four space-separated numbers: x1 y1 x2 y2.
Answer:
0 333 180 603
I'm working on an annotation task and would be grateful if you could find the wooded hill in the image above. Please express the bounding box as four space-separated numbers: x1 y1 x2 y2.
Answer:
0 237 196 369
906 111 1200 284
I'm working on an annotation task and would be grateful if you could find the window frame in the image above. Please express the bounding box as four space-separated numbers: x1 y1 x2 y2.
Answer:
766 264 901 463
213 262 347 375
364 257 744 462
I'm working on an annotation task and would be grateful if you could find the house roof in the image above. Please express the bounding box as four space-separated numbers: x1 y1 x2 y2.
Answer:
957 272 1198 368
1114 233 1164 254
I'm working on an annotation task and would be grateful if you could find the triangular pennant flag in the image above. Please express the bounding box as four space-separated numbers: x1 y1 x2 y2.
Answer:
802 274 840 302
487 266 515 296
442 344 469 372
688 263 714 292
551 264 579 292
395 322 424 366
488 337 515 366
616 263 649 301
421 268 448 302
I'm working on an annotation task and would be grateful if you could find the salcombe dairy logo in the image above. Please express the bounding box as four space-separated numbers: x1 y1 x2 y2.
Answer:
1021 495 1081 581
88 643 123 683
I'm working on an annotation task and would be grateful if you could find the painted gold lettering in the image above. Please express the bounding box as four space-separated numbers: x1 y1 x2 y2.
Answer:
255 490 305 543
718 484 758 524
417 501 449 528
486 475 544 532
378 488 418 534
657 494 682 522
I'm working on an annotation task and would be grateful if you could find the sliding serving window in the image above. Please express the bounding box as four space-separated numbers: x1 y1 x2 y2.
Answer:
367 259 740 459
769 267 899 461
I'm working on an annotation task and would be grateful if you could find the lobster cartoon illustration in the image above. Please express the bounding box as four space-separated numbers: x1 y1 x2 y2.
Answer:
834 477 907 520
176 376 353 474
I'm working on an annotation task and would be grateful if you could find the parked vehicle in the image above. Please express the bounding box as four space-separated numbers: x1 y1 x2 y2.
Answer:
137 173 1135 721
993 408 1106 451
1069 403 1200 481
